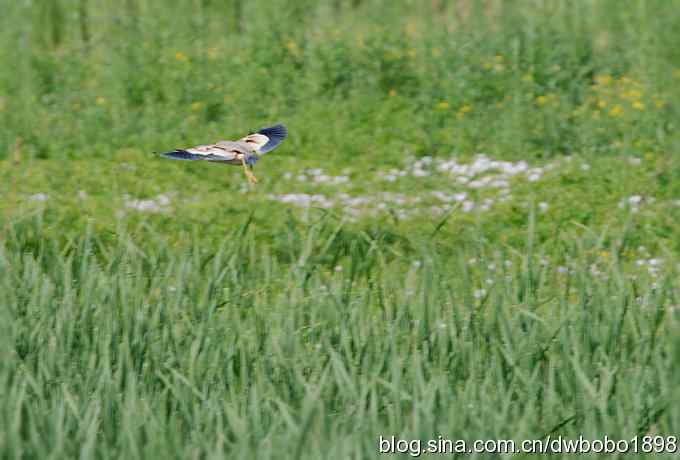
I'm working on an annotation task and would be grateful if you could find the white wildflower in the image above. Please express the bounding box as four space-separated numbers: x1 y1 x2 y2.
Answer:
156 194 171 206
29 193 48 202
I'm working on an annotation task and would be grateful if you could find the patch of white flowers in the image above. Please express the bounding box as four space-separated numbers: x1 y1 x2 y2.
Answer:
272 153 562 219
618 195 649 213
123 193 173 213
270 193 334 209
473 288 487 299
285 168 349 186
635 257 664 278
29 193 49 202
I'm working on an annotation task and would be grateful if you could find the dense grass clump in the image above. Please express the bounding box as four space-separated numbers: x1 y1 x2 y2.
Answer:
1 217 679 459
2 0 680 458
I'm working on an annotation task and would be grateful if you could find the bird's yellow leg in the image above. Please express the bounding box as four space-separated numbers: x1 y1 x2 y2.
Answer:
241 157 258 184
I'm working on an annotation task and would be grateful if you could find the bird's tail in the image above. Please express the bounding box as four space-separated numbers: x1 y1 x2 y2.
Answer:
257 124 288 153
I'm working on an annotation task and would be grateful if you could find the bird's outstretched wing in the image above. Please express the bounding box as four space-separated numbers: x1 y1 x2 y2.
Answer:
238 123 288 154
160 144 239 162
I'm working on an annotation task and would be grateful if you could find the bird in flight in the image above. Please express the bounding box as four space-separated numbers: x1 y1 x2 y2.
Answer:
159 124 287 184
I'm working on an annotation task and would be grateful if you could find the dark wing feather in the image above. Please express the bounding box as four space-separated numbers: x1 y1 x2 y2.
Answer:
160 146 239 162
160 150 206 161
257 124 288 153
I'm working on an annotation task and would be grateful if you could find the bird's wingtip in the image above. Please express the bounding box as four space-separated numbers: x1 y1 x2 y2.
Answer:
257 123 288 153
160 150 201 161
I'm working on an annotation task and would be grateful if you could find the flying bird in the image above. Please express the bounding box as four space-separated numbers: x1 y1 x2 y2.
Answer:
159 124 287 184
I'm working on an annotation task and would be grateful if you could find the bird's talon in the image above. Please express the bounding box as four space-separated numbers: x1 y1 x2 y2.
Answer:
245 169 258 184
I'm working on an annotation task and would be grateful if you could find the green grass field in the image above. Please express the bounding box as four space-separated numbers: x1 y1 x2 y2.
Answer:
2 0 680 458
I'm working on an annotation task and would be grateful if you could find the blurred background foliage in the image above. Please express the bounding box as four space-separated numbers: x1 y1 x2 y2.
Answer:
1 0 680 252
2 0 679 161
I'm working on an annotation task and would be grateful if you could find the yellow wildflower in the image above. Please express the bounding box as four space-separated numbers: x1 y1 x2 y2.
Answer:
609 105 623 117
597 99 607 109
95 96 107 106
286 40 300 57
653 97 665 109
175 51 188 62
483 62 493 70
436 101 450 110
622 89 642 101
404 21 418 37
632 100 645 111
535 95 547 106
191 102 203 112
595 74 612 86
456 105 471 120
388 89 397 98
